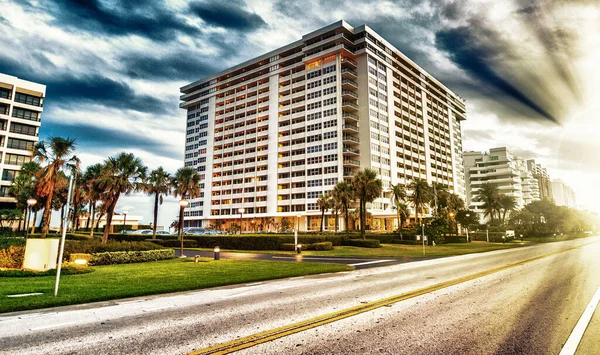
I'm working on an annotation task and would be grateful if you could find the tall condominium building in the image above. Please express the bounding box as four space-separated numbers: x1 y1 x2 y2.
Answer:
0 73 45 209
180 20 466 231
552 179 577 208
464 147 540 222
527 159 553 200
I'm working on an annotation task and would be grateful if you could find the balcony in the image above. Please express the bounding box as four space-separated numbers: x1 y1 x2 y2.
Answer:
342 111 359 122
342 124 359 133
341 90 358 100
341 57 357 68
341 79 358 89
342 101 358 112
342 146 360 156
343 169 355 177
341 68 358 79
342 135 360 145
343 158 360 167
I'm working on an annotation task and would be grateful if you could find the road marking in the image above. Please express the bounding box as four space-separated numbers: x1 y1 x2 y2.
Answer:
6 293 43 298
143 305 174 312
189 242 593 355
271 256 379 262
559 285 600 355
30 322 76 331
349 260 393 267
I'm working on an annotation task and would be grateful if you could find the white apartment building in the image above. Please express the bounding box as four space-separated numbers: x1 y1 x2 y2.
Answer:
552 179 577 208
0 73 45 208
464 147 540 222
527 159 553 200
180 20 467 231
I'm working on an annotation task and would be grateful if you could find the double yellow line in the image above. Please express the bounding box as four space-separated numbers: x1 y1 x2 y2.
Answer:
190 242 593 355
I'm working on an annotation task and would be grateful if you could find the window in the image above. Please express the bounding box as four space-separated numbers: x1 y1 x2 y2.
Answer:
3 154 31 166
307 80 321 89
324 120 337 128
324 165 337 174
307 91 322 100
307 112 322 121
15 92 41 107
323 108 337 117
198 123 208 129
323 97 336 106
323 86 337 95
324 154 338 162
324 142 337 151
307 134 322 143
323 65 336 74
324 177 338 185
307 101 322 110
307 123 322 132
7 138 34 151
307 145 322 153
307 179 322 187
9 123 36 136
11 108 39 121
307 203 319 211
307 191 321 199
307 70 321 79
307 168 322 175
323 131 337 139
323 75 336 85
307 156 322 164
2 170 18 181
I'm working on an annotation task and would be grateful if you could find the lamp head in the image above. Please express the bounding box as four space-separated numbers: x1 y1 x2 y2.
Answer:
122 209 129 215
238 208 244 213
179 199 189 207
27 198 37 206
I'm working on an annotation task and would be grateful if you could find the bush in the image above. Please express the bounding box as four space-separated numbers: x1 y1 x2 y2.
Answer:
162 239 196 248
0 245 25 268
344 239 381 248
63 240 164 259
145 238 166 245
69 253 92 263
444 235 468 243
278 235 344 246
90 249 175 266
190 235 282 250
310 241 333 251
110 233 178 242
0 237 25 249
0 263 93 277
280 243 297 251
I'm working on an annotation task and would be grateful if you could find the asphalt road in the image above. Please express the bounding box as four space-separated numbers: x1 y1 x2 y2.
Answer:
1 237 598 355
181 249 432 269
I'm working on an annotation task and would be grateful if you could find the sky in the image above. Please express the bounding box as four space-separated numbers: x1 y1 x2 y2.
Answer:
0 0 598 228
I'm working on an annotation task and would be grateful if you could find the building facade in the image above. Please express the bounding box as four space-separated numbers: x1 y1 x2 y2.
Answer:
464 147 540 222
0 73 45 208
180 21 466 231
527 159 553 200
552 179 577 208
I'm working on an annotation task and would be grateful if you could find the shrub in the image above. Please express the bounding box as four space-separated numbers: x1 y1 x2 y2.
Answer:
63 240 164 259
0 245 25 268
344 239 381 248
444 235 468 243
0 263 93 277
0 237 25 249
280 243 297 251
162 239 196 248
90 249 175 266
278 235 344 246
109 233 178 242
311 242 333 251
190 235 282 250
145 239 166 245
69 253 92 264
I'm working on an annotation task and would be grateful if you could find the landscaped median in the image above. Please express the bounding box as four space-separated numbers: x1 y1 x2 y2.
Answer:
0 258 352 314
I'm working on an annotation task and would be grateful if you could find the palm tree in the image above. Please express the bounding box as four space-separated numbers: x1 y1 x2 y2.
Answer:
332 181 353 235
96 153 147 244
389 183 407 236
9 161 41 231
34 137 79 238
316 194 330 232
474 183 500 224
352 168 383 239
330 194 340 232
499 194 518 223
430 183 449 216
83 163 103 236
172 167 202 241
408 178 432 227
394 202 411 240
145 167 172 239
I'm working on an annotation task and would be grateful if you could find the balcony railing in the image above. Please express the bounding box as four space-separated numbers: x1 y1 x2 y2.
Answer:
342 135 360 143
342 101 359 109
343 158 360 166
341 90 358 99
341 79 358 88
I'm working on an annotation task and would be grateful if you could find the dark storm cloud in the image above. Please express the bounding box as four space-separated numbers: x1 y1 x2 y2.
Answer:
121 51 222 81
47 0 199 41
435 24 558 123
0 56 170 114
41 121 181 161
189 0 267 31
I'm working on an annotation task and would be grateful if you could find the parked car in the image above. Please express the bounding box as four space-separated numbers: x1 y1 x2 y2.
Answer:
156 231 172 235
131 229 153 235
183 227 207 235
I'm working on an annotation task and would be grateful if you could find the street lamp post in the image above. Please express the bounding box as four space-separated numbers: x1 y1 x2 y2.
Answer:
25 198 37 238
238 208 244 235
122 209 128 234
179 199 189 258
295 214 301 252
465 213 471 242
449 212 455 235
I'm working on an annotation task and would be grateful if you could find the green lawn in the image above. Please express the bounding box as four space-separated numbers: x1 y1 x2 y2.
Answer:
0 258 352 314
187 240 527 258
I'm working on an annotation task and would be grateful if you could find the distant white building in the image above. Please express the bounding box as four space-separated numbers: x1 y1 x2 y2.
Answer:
463 147 540 222
551 179 577 208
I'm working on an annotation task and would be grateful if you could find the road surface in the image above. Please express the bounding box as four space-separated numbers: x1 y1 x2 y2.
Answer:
1 237 598 355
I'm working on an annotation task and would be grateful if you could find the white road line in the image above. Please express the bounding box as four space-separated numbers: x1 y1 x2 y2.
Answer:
272 256 376 262
30 322 77 331
143 305 174 312
559 285 600 355
349 260 394 267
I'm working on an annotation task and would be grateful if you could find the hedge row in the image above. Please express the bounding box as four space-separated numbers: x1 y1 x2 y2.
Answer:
89 249 175 266
63 240 164 259
280 242 333 251
345 239 381 248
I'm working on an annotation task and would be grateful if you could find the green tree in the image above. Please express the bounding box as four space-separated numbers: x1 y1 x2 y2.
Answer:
331 181 353 234
474 183 500 224
145 167 172 239
171 167 202 240
389 183 408 238
83 163 103 236
394 202 411 240
316 194 330 232
352 168 383 239
96 153 147 244
34 137 79 238
499 195 518 223
9 161 41 231
408 178 432 227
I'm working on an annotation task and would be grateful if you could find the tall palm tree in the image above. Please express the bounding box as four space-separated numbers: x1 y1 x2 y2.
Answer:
316 194 330 232
9 161 41 231
408 178 432 227
499 194 518 223
96 153 147 244
332 181 353 235
172 167 202 241
389 183 407 236
145 167 172 239
83 163 103 236
474 183 500 223
34 137 79 238
352 168 383 239
330 194 340 232
394 202 411 240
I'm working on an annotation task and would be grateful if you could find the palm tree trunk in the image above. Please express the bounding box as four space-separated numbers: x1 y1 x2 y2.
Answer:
60 205 65 232
335 211 339 232
102 197 118 244
360 199 366 240
320 209 324 232
40 191 53 238
344 206 349 236
178 205 185 240
152 193 159 239
35 210 41 232
95 212 103 231
89 203 95 237
86 201 92 229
